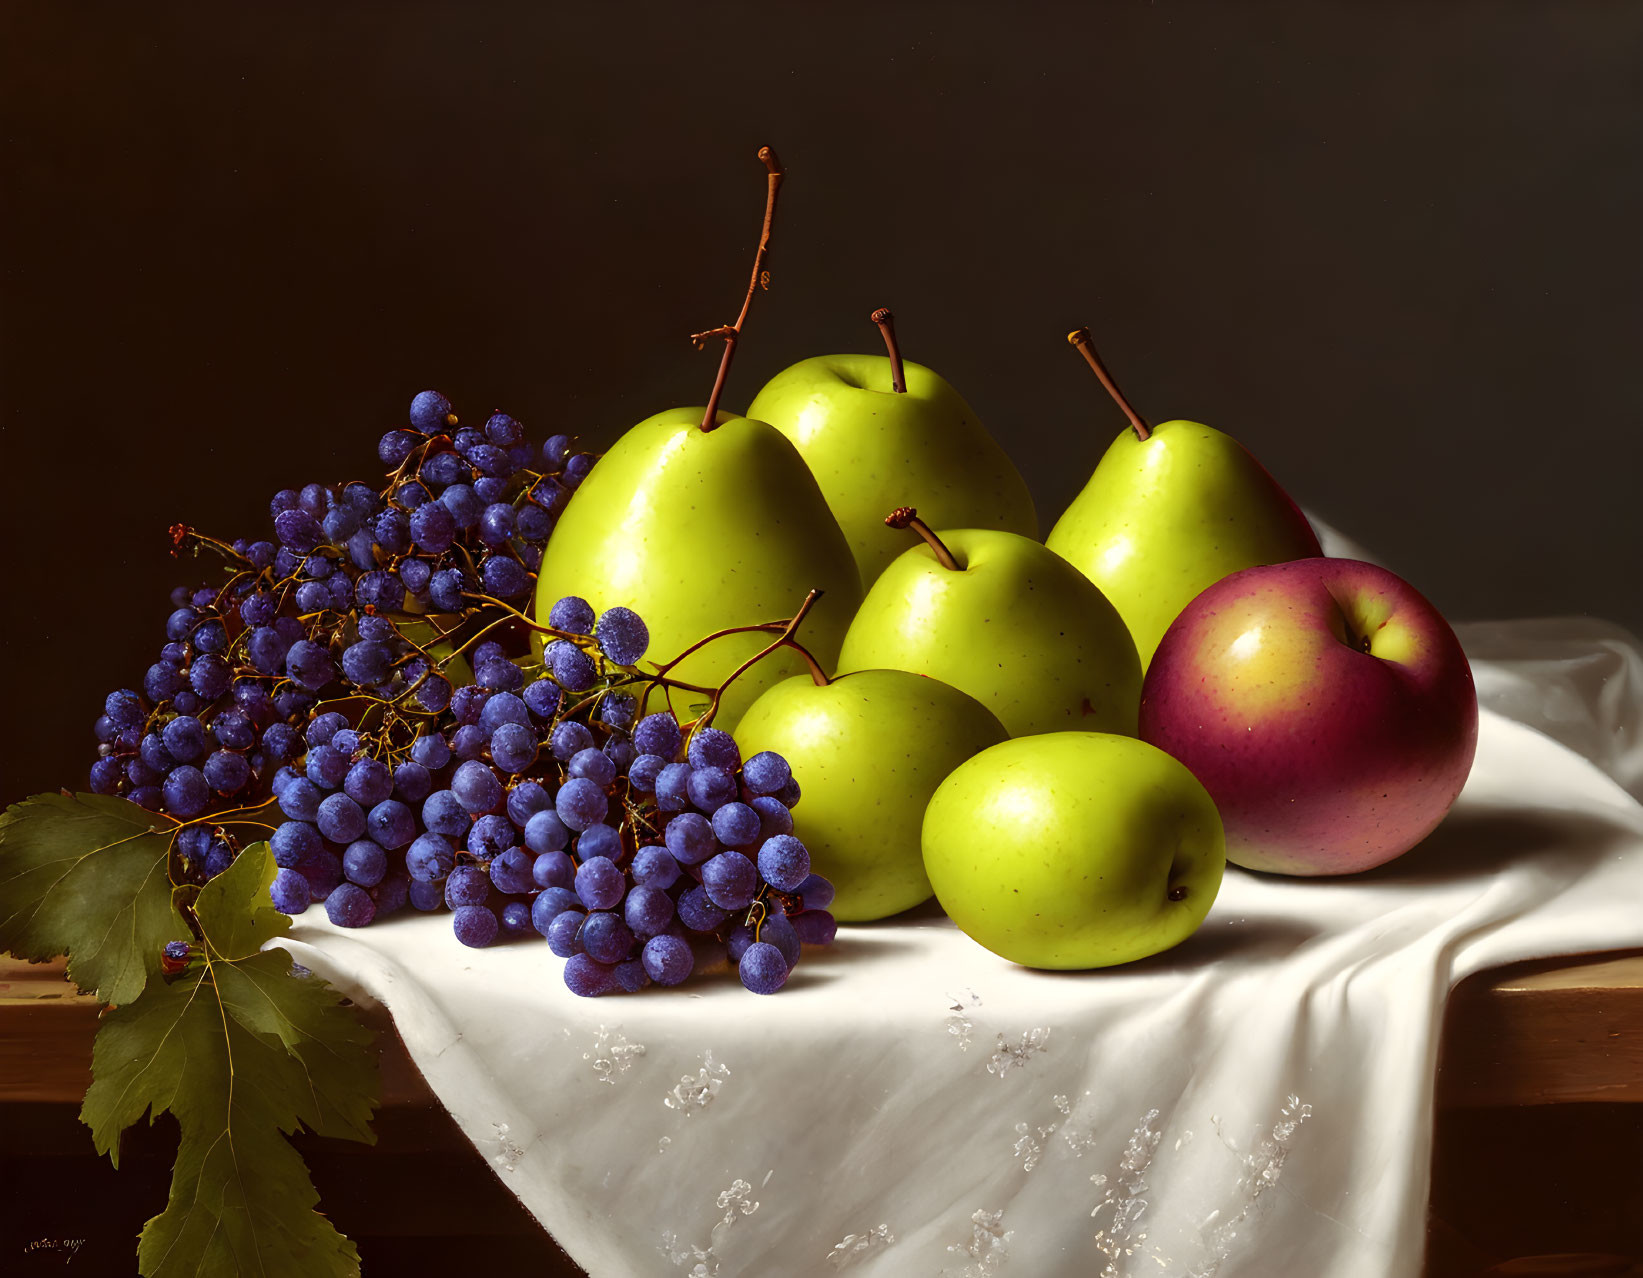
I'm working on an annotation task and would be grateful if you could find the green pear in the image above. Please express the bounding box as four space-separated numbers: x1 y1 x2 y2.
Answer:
923 732 1225 969
746 311 1037 587
735 667 1008 921
1045 328 1320 669
535 407 862 729
835 512 1141 737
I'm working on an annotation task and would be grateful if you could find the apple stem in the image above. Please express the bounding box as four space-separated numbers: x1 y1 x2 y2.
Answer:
1167 885 1188 902
691 146 785 433
691 588 826 729
870 308 907 393
1067 327 1151 442
885 506 962 571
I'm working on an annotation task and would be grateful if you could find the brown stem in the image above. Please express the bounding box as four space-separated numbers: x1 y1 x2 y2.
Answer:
885 507 962 571
693 146 784 432
1067 327 1151 442
870 308 906 393
692 589 823 729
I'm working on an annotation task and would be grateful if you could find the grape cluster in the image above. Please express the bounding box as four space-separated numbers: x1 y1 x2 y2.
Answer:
88 390 836 997
87 390 594 872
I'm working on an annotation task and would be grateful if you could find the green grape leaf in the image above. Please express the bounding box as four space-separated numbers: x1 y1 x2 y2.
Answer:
0 792 188 1005
82 844 378 1278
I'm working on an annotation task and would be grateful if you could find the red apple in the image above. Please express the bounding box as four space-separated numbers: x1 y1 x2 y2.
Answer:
1138 558 1478 875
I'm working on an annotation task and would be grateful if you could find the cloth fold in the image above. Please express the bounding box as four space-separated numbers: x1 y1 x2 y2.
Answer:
276 518 1643 1278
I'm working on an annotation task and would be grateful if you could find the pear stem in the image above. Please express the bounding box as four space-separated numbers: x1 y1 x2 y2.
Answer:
870 308 906 393
1068 327 1151 442
691 588 825 729
885 506 962 571
692 146 784 433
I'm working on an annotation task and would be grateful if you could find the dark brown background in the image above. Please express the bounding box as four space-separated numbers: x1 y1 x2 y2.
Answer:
2 1 1639 807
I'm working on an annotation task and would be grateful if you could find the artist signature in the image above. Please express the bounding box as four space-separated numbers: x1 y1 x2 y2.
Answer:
24 1237 85 1263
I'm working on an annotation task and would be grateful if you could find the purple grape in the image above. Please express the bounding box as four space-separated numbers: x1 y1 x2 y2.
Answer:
598 692 636 731
485 411 524 447
247 627 291 674
409 389 456 433
163 716 206 762
742 750 791 797
549 642 596 691
541 434 573 470
504 779 552 827
524 809 570 854
272 820 322 868
775 775 802 808
576 823 621 862
366 799 416 849
677 886 728 932
161 766 210 817
532 849 576 890
490 722 538 774
477 691 530 734
594 607 648 666
548 595 595 635
687 766 736 813
550 720 594 761
326 883 376 928
441 483 483 528
739 941 789 994
701 851 758 911
522 679 561 720
686 727 740 773
575 856 624 911
665 813 716 866
409 879 444 912
444 866 491 909
392 761 432 803
306 744 350 789
478 503 515 546
342 640 394 685
204 750 251 794
630 844 680 890
467 812 516 859
421 449 469 489
411 733 452 769
642 934 693 986
189 654 231 699
624 884 674 937
568 747 615 788
450 724 488 760
345 758 394 807
517 503 552 541
270 869 311 915
490 847 535 894
797 873 835 910
89 758 123 793
406 833 456 881
792 910 837 946
564 954 615 997
422 789 470 837
581 911 634 964
500 900 533 935
655 762 693 812
761 909 801 967
757 835 811 892
614 960 650 993
546 910 585 957
380 428 420 466
343 840 387 887
531 886 582 935
285 640 335 691
274 509 325 553
477 658 525 691
628 754 667 794
564 453 595 487
453 904 499 948
317 793 366 844
452 760 504 813
279 777 324 821
555 777 607 831
711 802 760 848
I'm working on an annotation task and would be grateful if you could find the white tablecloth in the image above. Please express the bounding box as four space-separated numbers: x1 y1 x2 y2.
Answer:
274 523 1643 1278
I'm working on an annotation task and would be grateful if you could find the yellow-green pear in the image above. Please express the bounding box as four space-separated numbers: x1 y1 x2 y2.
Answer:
923 732 1225 969
836 510 1140 737
746 309 1037 587
735 667 1008 921
1045 328 1321 669
535 408 862 729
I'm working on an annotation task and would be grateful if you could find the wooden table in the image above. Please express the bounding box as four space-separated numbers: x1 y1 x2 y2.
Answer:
3 951 1641 1276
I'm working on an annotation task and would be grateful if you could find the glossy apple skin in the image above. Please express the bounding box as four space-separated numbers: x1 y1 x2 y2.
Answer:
1046 420 1321 670
923 732 1224 969
1139 558 1478 876
734 670 1009 921
747 355 1038 587
534 407 862 729
836 527 1142 737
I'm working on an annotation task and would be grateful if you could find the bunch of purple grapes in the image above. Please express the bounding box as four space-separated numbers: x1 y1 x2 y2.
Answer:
87 390 836 996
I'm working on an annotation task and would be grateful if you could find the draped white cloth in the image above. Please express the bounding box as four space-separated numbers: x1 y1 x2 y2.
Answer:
273 521 1643 1278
